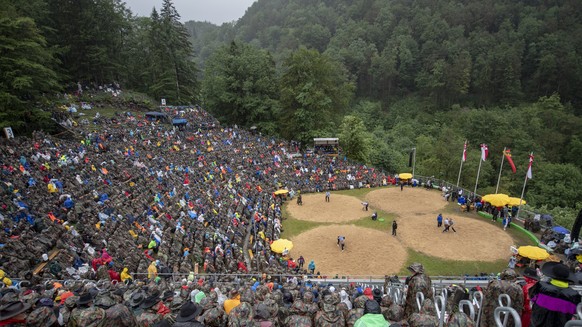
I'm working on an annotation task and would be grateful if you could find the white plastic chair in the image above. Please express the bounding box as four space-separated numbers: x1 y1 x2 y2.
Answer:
565 320 582 327
416 291 425 311
459 299 476 321
434 295 446 327
494 306 521 327
498 294 512 326
471 290 484 327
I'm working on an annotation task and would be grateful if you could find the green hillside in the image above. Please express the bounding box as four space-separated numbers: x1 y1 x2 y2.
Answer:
1 0 581 226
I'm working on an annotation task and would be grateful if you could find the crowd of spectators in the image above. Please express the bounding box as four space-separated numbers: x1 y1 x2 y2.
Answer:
2 106 581 325
0 107 387 286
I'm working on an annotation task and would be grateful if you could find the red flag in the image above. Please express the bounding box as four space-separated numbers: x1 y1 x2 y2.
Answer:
504 149 517 173
527 153 534 179
481 144 488 161
462 141 468 162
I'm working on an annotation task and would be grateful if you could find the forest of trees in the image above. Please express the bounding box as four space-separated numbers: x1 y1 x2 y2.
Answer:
0 0 198 133
1 0 582 224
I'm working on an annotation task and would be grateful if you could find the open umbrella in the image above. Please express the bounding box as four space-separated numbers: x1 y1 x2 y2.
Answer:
508 197 526 206
482 194 510 207
399 173 413 180
552 226 570 235
274 189 289 195
270 239 293 253
518 245 550 260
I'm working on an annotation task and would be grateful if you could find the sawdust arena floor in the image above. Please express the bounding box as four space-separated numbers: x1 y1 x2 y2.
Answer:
288 187 514 275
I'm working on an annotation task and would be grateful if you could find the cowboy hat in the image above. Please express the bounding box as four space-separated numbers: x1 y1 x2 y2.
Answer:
176 301 202 322
0 301 31 321
140 295 160 309
76 293 94 305
541 262 577 283
160 290 174 301
129 292 144 307
522 267 539 281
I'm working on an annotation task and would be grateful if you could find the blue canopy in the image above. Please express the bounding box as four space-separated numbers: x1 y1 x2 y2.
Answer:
552 226 570 234
172 118 188 126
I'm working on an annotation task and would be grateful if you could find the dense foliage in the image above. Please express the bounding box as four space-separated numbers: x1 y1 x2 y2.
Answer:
2 0 582 224
191 0 582 224
0 0 198 133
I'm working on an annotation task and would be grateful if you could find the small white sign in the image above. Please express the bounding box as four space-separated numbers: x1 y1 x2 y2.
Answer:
3 127 14 139
161 98 166 106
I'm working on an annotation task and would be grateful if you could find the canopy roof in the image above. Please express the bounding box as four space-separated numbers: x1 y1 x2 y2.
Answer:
145 112 167 117
313 138 339 145
172 118 188 125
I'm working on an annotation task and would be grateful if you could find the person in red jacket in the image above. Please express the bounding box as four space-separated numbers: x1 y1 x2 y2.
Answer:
237 261 248 272
108 268 121 283
521 267 539 327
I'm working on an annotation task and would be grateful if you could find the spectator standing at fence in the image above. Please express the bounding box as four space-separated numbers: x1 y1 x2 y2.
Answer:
308 260 316 274
298 255 305 269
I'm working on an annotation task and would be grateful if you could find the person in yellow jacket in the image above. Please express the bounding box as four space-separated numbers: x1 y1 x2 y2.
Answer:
0 269 12 286
147 261 158 280
224 290 241 314
120 267 132 284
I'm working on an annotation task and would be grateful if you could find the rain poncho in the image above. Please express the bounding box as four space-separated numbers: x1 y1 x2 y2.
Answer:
120 268 132 282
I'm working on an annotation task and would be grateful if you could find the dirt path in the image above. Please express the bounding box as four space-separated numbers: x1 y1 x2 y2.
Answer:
285 187 514 274
286 194 368 222
290 225 407 275
366 188 513 261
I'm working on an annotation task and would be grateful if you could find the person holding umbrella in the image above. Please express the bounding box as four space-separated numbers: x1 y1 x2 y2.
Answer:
529 262 581 327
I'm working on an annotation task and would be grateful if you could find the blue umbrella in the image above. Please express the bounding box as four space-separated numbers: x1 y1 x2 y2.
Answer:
552 226 570 234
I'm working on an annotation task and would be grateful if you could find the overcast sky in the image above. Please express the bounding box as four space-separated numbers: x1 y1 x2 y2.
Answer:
124 0 257 25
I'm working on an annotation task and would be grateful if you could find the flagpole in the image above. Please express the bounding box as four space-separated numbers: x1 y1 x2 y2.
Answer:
474 158 482 195
412 148 416 177
456 141 466 187
495 147 506 194
515 152 533 221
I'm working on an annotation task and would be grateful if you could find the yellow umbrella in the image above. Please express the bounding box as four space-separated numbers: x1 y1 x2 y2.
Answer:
274 189 289 195
270 239 293 253
508 197 526 206
518 245 549 260
399 173 413 180
482 194 510 207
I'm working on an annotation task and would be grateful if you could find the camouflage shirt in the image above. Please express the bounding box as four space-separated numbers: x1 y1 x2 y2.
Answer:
136 308 163 326
447 312 475 327
314 310 346 327
26 306 57 327
314 295 346 327
285 301 313 327
201 307 227 327
104 303 138 327
404 273 433 318
481 279 523 327
68 306 107 327
347 296 368 327
228 301 255 327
